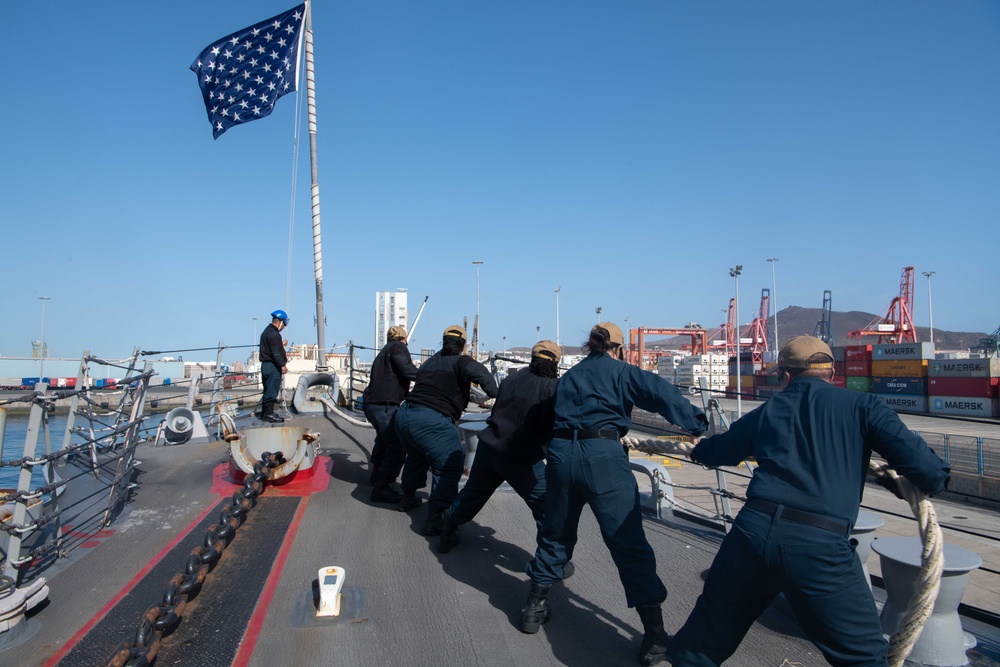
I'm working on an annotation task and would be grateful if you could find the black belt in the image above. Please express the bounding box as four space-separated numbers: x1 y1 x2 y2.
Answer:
745 498 850 535
552 428 621 441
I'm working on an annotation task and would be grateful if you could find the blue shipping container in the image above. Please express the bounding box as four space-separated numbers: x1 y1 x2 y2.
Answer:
870 377 927 396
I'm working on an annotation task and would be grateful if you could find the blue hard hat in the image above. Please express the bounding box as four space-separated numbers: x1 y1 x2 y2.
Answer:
271 309 289 324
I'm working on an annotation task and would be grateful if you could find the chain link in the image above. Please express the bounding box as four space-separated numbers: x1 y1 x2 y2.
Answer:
105 450 286 667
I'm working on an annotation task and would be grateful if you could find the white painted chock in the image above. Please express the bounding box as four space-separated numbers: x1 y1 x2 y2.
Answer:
316 566 345 617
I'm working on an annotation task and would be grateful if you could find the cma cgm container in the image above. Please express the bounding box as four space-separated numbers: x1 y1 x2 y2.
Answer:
870 359 927 378
846 377 873 392
871 377 927 395
872 343 935 361
927 358 1000 379
873 394 928 413
845 360 872 377
844 345 872 361
930 395 999 418
927 377 999 399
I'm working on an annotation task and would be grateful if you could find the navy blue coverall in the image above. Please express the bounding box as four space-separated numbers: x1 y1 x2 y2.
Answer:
444 366 557 528
524 351 708 608
363 339 418 482
396 352 499 513
668 376 950 667
258 323 287 415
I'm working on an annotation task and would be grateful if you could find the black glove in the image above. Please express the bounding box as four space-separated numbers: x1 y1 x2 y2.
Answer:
874 472 904 500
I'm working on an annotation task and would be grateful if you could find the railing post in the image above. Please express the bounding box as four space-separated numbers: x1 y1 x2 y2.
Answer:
2 386 46 582
349 341 355 410
977 437 984 477
942 433 951 466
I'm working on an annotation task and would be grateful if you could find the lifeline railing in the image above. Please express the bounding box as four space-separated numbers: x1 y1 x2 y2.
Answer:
0 342 264 586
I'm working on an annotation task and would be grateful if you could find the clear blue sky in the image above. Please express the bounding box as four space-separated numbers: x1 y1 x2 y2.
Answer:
2 1 998 364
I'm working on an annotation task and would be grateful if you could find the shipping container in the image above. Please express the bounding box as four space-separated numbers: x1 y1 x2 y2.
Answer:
64 378 77 388
846 377 873 392
834 361 846 376
844 345 872 361
927 358 1000 379
872 394 928 413
727 376 756 390
830 346 846 362
870 377 926 395
756 385 782 400
870 359 927 378
845 360 872 377
872 343 935 361
929 395 999 418
927 377 999 399
831 376 847 389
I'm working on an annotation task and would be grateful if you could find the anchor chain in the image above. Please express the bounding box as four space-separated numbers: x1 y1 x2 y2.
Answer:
105 451 286 667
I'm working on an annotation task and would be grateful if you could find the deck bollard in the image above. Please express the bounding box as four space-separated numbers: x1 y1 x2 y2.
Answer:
458 412 489 476
871 536 982 667
852 510 884 592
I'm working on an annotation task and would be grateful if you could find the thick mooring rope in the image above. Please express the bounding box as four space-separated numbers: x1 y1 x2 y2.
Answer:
870 462 944 667
622 435 943 666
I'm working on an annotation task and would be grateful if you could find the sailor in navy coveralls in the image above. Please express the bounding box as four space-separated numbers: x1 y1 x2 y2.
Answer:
668 336 950 667
521 323 708 666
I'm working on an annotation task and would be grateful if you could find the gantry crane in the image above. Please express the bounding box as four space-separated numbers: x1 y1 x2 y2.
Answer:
981 326 1000 358
847 267 918 344
813 290 833 344
628 327 709 370
740 289 771 364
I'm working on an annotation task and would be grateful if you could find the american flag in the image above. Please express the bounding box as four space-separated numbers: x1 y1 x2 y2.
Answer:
190 4 306 139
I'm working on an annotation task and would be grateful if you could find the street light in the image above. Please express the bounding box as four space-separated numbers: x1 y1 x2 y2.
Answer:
595 306 602 322
503 336 506 355
473 260 484 358
767 257 779 354
729 266 743 418
252 317 258 343
554 286 561 346
923 271 935 345
38 296 50 382
536 325 540 342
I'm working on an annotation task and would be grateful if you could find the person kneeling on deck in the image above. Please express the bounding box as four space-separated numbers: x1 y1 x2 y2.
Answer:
394 324 499 536
258 310 289 424
437 340 561 554
521 322 708 666
667 335 950 667
364 325 419 503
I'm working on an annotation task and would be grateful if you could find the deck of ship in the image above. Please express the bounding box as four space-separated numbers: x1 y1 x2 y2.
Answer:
5 406 998 666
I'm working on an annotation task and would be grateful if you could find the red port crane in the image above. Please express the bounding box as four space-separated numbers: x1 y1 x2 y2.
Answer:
627 327 709 370
847 266 918 344
741 289 771 364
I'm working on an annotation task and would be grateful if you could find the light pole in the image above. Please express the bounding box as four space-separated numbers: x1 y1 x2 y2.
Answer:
767 257 779 354
536 326 540 342
923 271 935 345
554 286 561 346
595 306 602 322
624 315 629 356
38 296 50 381
729 266 743 418
252 317 258 343
473 260 484 358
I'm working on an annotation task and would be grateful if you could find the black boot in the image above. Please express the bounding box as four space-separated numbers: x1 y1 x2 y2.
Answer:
636 604 670 666
398 493 422 512
422 509 446 536
520 583 551 634
437 516 460 553
261 402 284 423
370 474 402 503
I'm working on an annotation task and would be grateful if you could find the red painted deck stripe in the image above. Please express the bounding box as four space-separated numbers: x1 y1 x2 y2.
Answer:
231 496 310 667
43 500 221 667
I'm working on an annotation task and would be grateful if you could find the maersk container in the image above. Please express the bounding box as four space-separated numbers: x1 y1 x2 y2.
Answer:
929 395 1000 418
872 343 935 361
872 393 928 413
846 377 873 392
845 360 871 377
870 377 927 395
871 359 927 378
845 345 872 361
927 377 999 398
927 358 1000 379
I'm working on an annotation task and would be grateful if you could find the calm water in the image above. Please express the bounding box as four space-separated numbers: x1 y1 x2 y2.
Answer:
1 413 80 489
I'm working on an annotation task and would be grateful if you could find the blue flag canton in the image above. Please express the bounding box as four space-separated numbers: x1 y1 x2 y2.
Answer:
190 4 306 139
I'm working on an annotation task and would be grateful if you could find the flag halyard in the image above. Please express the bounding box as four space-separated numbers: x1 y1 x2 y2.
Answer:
190 4 306 139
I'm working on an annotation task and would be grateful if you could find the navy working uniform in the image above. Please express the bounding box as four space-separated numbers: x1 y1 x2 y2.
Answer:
364 326 418 496
395 324 499 535
522 323 707 665
438 340 561 553
668 336 950 667
258 311 289 423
